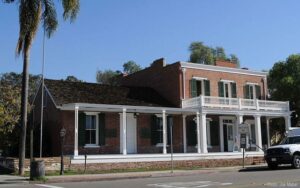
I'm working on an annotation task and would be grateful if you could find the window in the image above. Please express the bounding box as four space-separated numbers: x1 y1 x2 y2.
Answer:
218 81 237 98
151 115 172 146
244 84 261 99
190 78 210 97
85 115 97 145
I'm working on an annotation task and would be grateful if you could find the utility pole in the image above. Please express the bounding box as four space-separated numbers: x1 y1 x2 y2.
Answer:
40 27 46 158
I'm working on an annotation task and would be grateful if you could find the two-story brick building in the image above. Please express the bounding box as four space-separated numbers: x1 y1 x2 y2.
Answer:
32 58 291 164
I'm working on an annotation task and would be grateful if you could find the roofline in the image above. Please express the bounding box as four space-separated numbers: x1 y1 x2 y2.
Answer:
31 79 58 109
59 103 198 114
180 62 268 77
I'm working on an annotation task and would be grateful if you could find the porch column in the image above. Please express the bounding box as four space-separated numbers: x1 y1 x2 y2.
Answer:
254 115 262 151
74 106 79 157
200 113 207 153
219 117 224 152
182 68 186 100
122 108 127 155
284 115 291 133
266 117 271 148
162 110 167 154
235 114 243 152
196 112 201 153
182 115 187 153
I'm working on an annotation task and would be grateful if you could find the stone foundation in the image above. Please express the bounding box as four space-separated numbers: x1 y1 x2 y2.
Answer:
0 156 265 172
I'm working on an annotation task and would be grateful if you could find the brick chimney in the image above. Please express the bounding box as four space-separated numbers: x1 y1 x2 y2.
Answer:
215 59 237 68
151 58 166 68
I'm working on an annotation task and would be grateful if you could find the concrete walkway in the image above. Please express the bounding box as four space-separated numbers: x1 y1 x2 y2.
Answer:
0 175 29 185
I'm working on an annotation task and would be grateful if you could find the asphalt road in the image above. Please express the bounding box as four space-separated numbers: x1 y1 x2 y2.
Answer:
1 166 300 188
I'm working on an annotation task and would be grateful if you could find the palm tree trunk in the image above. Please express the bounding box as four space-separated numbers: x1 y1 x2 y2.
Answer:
19 51 30 176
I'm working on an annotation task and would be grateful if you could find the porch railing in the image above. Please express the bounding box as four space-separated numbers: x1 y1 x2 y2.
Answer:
182 95 289 112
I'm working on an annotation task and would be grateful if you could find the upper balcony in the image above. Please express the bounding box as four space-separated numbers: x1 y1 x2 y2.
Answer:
182 95 290 112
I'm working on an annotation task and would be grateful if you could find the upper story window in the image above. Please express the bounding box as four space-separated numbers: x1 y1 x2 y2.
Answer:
218 80 237 98
190 77 210 98
244 83 261 99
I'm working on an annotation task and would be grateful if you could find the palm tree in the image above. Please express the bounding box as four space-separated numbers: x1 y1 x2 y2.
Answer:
4 0 80 175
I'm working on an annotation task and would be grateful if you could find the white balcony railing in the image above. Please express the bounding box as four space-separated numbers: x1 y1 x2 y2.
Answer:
182 95 290 112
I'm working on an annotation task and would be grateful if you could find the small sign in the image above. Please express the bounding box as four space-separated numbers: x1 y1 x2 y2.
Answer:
238 123 250 134
240 133 247 149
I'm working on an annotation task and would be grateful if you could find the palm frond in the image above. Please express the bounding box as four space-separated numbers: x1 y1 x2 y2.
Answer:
62 0 79 22
42 0 58 38
16 0 42 56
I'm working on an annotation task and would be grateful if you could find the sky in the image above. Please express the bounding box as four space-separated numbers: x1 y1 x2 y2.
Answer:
1 0 300 82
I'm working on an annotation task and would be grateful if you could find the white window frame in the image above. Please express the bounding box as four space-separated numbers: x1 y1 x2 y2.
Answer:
245 83 259 99
220 81 236 98
192 77 207 96
84 112 99 147
155 114 168 147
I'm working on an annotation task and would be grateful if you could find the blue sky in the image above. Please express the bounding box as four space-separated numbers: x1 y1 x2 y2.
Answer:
1 0 300 82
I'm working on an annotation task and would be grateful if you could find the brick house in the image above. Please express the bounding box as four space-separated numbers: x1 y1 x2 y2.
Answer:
32 58 291 163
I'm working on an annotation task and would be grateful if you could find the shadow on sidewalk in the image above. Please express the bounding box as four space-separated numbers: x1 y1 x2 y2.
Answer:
239 165 293 172
0 166 14 175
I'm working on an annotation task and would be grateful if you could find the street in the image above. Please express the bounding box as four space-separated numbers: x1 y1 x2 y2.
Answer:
1 166 300 188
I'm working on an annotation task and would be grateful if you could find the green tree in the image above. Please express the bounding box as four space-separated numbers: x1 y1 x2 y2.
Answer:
189 41 240 67
214 47 226 60
229 54 240 67
189 42 214 65
4 0 80 175
96 70 121 86
123 61 142 74
0 72 40 156
65 75 82 82
268 54 300 127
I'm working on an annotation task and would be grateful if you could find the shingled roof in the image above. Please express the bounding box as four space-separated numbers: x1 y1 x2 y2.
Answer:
44 79 174 107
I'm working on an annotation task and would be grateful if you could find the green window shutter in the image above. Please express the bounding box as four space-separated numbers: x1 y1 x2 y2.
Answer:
190 79 197 97
187 119 197 146
151 115 159 145
218 81 224 97
244 85 250 99
78 112 86 147
98 113 106 146
255 85 261 99
231 82 237 98
204 80 210 96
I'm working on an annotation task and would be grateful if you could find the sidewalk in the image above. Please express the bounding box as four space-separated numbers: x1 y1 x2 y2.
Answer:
0 175 29 185
46 164 268 183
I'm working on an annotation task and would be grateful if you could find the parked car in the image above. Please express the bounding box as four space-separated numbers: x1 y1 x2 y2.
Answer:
265 128 300 169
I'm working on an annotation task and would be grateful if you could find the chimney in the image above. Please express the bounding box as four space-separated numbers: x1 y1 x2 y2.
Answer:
151 58 166 68
215 59 237 68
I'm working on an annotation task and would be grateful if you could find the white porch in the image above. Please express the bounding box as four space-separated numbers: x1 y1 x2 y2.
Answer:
61 98 291 159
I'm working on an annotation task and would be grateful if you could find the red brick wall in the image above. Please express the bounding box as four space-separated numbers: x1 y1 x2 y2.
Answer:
63 112 121 155
121 58 182 107
185 68 266 99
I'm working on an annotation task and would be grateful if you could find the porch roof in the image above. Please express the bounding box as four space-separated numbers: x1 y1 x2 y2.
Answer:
60 103 198 114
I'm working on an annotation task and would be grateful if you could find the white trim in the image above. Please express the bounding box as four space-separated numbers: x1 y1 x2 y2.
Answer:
196 112 201 153
183 115 187 153
84 113 99 146
192 76 207 81
162 110 167 154
180 62 267 77
220 79 235 83
84 112 100 115
74 106 79 157
246 82 259 85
